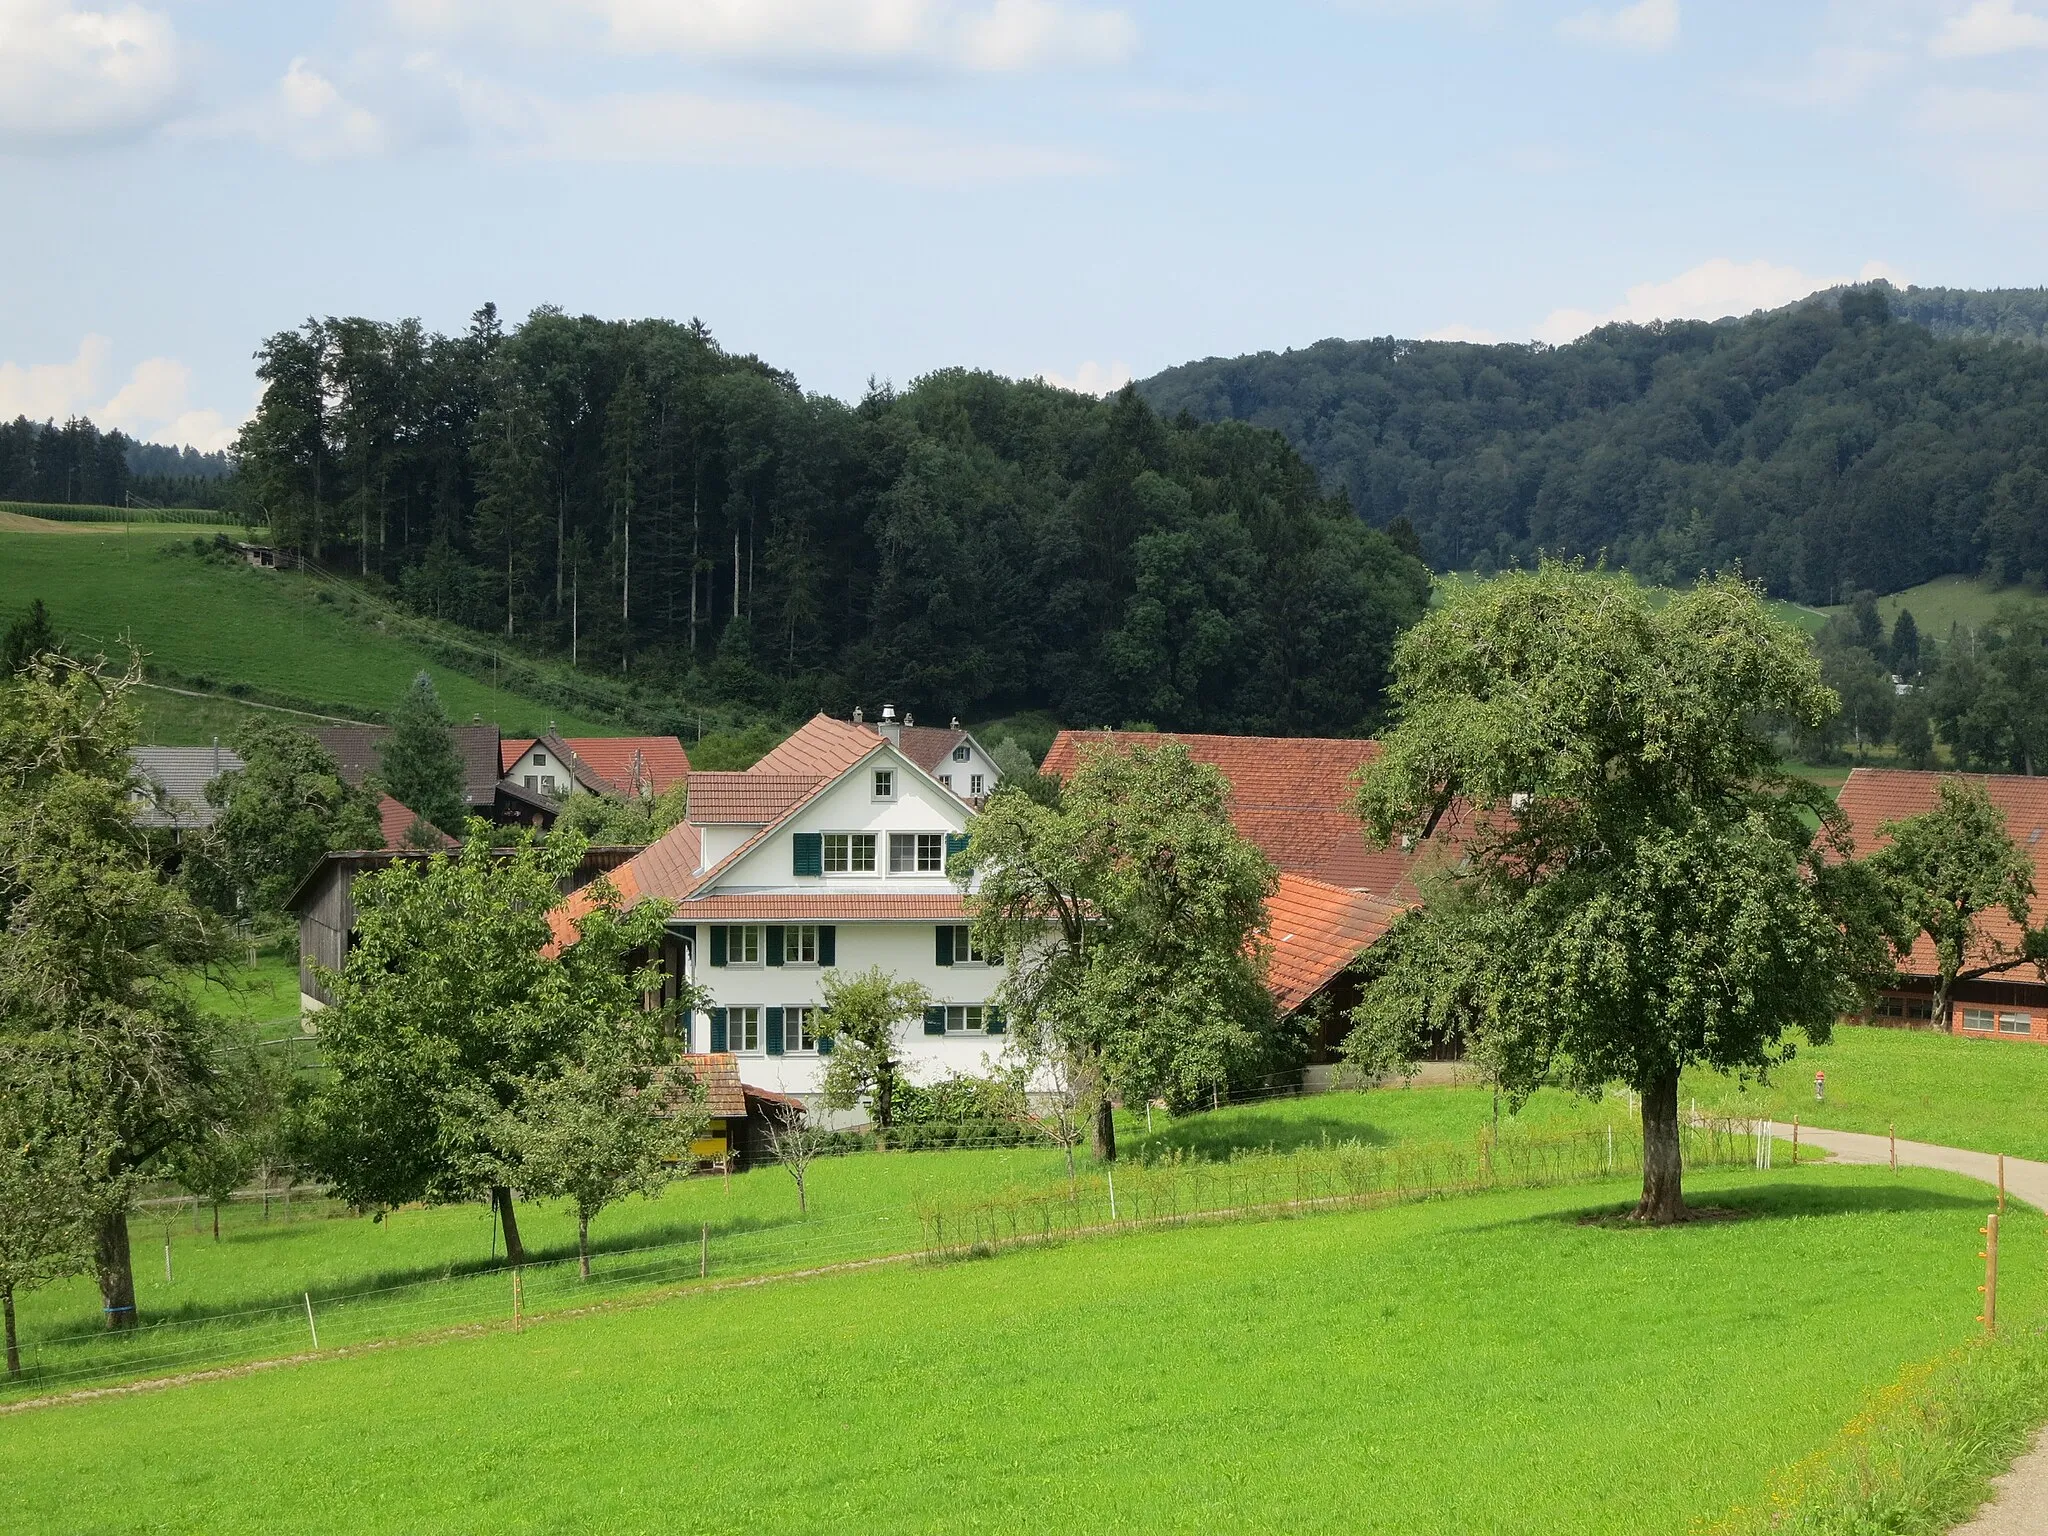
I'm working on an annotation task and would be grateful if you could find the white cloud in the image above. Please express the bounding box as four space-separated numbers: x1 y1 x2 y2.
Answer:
1746 45 1906 108
1558 0 1678 52
269 58 391 159
1529 257 1908 343
1038 359 1131 394
0 336 241 451
392 0 1137 72
1932 0 2048 58
0 0 183 146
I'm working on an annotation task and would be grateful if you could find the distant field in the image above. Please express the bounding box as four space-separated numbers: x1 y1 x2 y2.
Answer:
0 501 239 527
0 1163 2025 1536
0 525 615 735
1435 569 1829 634
1824 573 2048 638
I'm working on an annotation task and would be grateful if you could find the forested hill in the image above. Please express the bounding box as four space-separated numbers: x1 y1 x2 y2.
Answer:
1137 285 2048 605
234 307 1430 735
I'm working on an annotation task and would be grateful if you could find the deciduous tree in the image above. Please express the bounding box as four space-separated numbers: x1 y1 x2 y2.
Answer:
186 719 381 916
816 967 932 1138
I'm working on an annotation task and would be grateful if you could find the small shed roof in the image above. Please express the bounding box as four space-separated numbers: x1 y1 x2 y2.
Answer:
1260 873 1409 1014
130 745 245 830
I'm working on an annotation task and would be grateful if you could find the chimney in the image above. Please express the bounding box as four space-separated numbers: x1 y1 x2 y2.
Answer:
879 703 902 746
852 705 865 725
904 712 914 728
950 716 960 731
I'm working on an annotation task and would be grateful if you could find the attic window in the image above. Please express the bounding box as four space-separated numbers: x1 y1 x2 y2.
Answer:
952 745 971 762
873 769 895 800
533 752 548 767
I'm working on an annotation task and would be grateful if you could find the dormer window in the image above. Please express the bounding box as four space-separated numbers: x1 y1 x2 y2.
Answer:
873 768 894 800
952 745 971 763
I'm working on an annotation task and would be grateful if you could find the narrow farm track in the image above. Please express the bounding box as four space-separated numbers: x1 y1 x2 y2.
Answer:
1788 1123 2048 1535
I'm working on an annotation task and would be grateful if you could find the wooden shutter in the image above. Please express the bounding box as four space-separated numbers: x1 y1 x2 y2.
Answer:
924 1005 947 1036
936 925 954 966
818 926 836 966
709 926 727 967
986 1006 1007 1035
766 925 785 967
945 832 970 860
792 832 823 877
765 1006 785 1055
817 1031 835 1056
709 1007 728 1053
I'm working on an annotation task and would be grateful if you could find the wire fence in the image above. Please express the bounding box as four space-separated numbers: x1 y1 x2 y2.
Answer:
1 1119 1778 1407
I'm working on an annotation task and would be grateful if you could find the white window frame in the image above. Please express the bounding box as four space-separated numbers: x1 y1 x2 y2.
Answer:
824 832 878 875
786 1005 818 1053
533 751 548 767
944 1004 987 1035
1963 1007 1995 1032
1998 1011 2032 1036
542 774 558 794
872 768 895 801
889 832 947 875
939 773 953 789
729 925 763 966
788 924 819 965
947 924 985 964
970 773 984 796
731 1006 761 1053
952 744 971 763
523 774 538 790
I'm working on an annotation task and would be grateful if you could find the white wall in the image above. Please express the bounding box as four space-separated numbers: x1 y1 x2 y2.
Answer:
682 920 1011 1097
506 743 575 797
929 736 1001 800
715 744 971 892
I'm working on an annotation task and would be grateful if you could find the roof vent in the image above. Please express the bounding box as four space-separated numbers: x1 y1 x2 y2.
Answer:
853 706 864 724
878 703 902 746
904 712 914 728
951 716 961 730
881 704 897 722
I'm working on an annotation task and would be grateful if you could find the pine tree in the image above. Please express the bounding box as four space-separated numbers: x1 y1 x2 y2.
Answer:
378 673 467 835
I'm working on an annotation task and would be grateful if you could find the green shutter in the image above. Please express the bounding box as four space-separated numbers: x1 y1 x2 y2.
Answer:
792 832 823 877
709 1008 728 1053
766 925 785 967
765 1006 785 1055
818 926 836 966
709 926 727 967
945 832 970 860
986 1006 1007 1035
817 1031 835 1056
936 925 954 967
924 1005 947 1036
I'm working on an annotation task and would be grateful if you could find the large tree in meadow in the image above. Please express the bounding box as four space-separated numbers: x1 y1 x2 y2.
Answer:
962 741 1279 1162
1352 568 1896 1222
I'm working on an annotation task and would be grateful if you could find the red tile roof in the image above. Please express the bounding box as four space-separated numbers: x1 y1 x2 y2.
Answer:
1838 768 2048 980
673 893 972 922
686 773 825 825
751 714 883 779
670 1054 746 1117
377 795 454 850
1260 873 1409 1013
501 735 690 797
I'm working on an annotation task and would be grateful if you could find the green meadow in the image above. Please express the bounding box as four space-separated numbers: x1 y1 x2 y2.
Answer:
0 1163 2025 1535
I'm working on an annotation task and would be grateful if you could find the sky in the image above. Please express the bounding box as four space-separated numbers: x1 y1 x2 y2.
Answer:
4 0 2048 451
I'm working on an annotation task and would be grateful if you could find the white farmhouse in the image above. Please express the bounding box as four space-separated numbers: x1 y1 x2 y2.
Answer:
555 711 1012 1109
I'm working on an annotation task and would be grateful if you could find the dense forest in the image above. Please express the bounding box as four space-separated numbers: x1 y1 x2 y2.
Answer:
1139 285 2048 603
232 306 1430 734
0 416 235 509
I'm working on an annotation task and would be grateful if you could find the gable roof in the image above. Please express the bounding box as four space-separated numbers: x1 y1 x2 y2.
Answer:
666 1054 746 1117
686 773 824 826
1040 729 1442 894
501 735 690 798
318 723 504 809
1838 768 2048 981
892 724 972 775
130 745 246 830
1261 873 1409 1014
749 713 882 779
377 795 455 850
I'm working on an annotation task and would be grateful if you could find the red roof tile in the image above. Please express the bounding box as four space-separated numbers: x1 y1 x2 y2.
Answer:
686 773 825 825
1260 873 1408 1013
673 893 972 922
751 714 883 779
377 795 454 851
501 736 690 797
670 1054 746 1117
1838 768 2048 980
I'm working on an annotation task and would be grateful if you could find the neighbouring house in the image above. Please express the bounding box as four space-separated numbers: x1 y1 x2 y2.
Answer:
129 743 246 833
861 706 1003 803
286 839 637 1011
1261 873 1410 1065
499 732 691 802
549 711 1006 1119
318 722 518 822
1838 768 2048 1042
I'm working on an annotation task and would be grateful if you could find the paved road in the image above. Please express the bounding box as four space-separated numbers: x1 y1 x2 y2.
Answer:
1775 1122 2046 1534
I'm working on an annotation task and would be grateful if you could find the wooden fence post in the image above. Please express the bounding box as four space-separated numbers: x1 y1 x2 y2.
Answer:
1890 1123 1897 1172
700 1222 708 1278
1980 1212 2000 1336
512 1266 524 1330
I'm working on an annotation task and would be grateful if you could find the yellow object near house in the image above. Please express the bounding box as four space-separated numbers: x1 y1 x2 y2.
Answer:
690 1118 730 1162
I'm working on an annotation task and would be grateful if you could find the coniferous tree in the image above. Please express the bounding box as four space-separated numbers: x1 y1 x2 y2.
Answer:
378 673 467 834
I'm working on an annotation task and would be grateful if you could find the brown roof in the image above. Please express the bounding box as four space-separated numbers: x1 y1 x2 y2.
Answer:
892 724 971 775
673 893 972 922
1260 873 1408 1013
670 1054 746 1117
318 723 504 809
686 773 824 825
750 714 882 779
1838 768 2048 980
502 735 690 797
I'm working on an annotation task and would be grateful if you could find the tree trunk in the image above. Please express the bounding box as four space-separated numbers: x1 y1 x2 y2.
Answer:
212 1203 221 1242
493 1186 526 1267
1633 1068 1685 1223
4 1284 18 1378
1092 1096 1117 1164
1934 968 1955 1032
578 1211 590 1280
95 1207 137 1331
875 1067 895 1143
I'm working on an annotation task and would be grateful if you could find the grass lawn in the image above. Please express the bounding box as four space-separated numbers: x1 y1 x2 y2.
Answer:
0 524 613 733
0 1163 2027 1535
1824 573 2048 639
1686 1024 2048 1162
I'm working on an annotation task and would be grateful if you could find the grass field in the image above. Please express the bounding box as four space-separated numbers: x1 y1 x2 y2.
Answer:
0 523 617 734
1828 574 2048 639
1688 1023 2048 1162
0 1163 2026 1535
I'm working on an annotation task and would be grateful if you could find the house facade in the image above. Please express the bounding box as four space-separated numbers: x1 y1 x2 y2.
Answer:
1838 768 2048 1043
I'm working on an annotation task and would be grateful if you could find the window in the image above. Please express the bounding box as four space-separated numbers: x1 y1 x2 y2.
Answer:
945 1005 986 1034
542 775 557 794
890 832 945 874
1964 1008 1996 1032
1998 1012 2032 1036
873 768 895 800
939 773 953 789
730 925 762 965
523 775 537 790
788 925 819 965
533 752 548 767
786 1006 818 1052
952 744 971 763
970 774 984 796
731 1006 761 1052
824 833 877 874
946 925 984 964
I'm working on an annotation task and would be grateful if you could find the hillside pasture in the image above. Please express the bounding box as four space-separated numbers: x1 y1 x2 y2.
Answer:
0 1165 2027 1535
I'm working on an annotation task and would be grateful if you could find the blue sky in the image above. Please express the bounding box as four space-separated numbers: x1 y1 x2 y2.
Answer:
3 0 2048 450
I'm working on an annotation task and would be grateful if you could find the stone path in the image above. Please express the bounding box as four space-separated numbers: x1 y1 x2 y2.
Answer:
1777 1122 2047 1534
